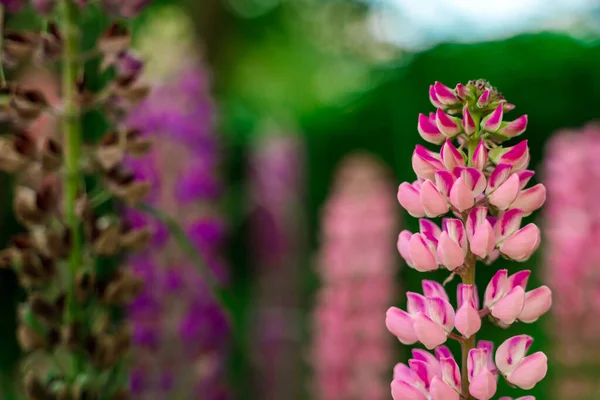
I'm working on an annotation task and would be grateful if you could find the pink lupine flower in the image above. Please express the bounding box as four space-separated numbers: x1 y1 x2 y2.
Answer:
313 154 398 400
495 335 548 390
544 124 600 399
387 80 551 400
391 347 461 400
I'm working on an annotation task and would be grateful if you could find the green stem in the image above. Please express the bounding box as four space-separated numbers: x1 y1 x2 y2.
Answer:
460 252 476 399
60 0 83 375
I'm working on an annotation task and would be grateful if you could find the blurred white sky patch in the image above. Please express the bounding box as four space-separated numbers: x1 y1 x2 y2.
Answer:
369 0 599 50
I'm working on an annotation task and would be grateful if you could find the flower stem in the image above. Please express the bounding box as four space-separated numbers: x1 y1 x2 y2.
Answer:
460 251 476 399
60 0 83 370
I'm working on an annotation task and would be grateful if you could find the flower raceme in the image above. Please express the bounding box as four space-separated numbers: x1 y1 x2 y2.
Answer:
387 80 551 400
385 277 550 349
390 337 545 400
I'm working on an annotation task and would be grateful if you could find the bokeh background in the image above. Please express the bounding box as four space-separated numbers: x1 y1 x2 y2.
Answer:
3 0 600 398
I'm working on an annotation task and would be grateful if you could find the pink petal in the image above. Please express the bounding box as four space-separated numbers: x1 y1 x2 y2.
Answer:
422 280 450 302
491 286 526 325
413 145 444 180
463 106 477 136
436 108 463 137
407 292 427 315
414 312 448 350
435 346 454 360
418 113 445 144
420 219 442 242
495 334 534 376
454 167 486 196
498 223 541 262
457 283 477 308
420 180 450 217
411 349 441 375
394 363 415 381
391 379 428 400
434 81 460 105
519 286 552 323
506 352 548 390
484 269 508 308
455 303 482 339
435 170 455 197
397 230 414 266
510 184 546 215
482 104 504 132
408 233 439 272
495 140 530 171
466 206 488 240
449 177 474 212
439 357 461 392
472 140 488 170
441 139 465 171
386 307 418 345
408 359 438 388
426 297 455 332
507 270 531 290
455 83 468 98
499 115 528 137
488 173 520 210
486 163 512 194
469 369 497 400
477 89 490 107
430 377 460 400
398 182 425 217
429 85 443 108
470 220 495 259
494 209 524 242
437 232 465 270
517 170 535 189
443 218 467 252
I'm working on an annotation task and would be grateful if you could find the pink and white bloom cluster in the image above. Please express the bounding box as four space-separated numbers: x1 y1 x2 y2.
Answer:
313 154 399 400
544 124 600 399
387 80 552 400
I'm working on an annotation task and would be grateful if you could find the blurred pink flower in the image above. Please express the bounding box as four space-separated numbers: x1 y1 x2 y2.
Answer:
311 153 399 400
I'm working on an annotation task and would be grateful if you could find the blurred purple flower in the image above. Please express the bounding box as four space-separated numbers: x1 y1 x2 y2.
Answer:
125 62 229 398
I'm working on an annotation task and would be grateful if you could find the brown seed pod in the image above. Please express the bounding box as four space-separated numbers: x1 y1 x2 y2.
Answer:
105 165 151 205
91 334 118 368
75 270 96 305
14 181 56 227
102 270 143 305
17 325 47 352
28 294 58 326
124 128 151 156
24 371 49 400
34 22 63 64
95 132 124 171
40 138 63 171
119 226 151 251
12 88 49 120
91 217 121 256
98 22 131 58
0 131 37 172
31 227 71 260
3 31 39 66
17 252 56 289
60 323 81 350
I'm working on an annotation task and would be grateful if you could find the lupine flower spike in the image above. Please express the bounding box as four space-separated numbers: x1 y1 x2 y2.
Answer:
390 80 551 399
313 154 399 400
544 124 600 399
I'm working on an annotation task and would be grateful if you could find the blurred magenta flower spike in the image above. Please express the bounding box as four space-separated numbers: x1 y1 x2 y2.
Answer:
312 154 399 400
125 61 229 399
248 130 306 399
389 80 551 400
544 123 600 399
